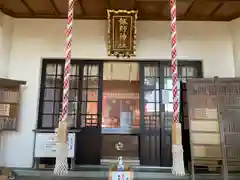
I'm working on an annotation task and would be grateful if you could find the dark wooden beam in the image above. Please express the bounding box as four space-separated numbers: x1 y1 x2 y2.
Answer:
132 0 137 10
184 0 198 17
209 2 224 16
136 0 239 2
206 0 239 2
0 8 16 17
49 0 60 15
77 0 86 16
20 0 35 15
107 0 112 9
228 10 240 20
7 13 230 21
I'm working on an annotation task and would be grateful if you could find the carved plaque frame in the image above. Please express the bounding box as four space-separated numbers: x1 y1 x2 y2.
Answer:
107 9 138 57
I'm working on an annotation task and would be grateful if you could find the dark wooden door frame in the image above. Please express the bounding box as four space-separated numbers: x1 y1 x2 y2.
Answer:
73 60 104 165
139 61 202 167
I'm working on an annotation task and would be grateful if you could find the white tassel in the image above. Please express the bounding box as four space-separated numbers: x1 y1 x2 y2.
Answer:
172 144 185 176
54 142 68 176
171 123 185 176
53 121 69 176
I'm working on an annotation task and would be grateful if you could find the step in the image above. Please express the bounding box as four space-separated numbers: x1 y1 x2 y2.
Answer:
12 167 240 180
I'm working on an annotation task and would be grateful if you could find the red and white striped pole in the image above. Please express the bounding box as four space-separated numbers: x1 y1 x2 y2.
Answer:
170 0 185 176
54 0 75 176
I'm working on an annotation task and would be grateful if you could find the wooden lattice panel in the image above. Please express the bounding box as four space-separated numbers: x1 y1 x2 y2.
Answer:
0 104 10 116
217 78 240 172
0 90 19 103
0 88 20 131
187 78 223 176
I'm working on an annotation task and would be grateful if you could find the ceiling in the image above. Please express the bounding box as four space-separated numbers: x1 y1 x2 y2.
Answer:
0 0 240 21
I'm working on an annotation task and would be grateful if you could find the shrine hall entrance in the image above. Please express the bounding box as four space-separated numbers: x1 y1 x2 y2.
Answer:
73 60 202 167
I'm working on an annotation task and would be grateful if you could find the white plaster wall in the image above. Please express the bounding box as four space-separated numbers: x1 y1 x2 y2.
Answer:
0 12 14 77
230 18 240 76
0 18 236 167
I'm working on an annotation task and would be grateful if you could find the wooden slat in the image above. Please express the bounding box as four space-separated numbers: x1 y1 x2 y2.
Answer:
24 0 55 14
3 0 30 14
53 0 82 16
213 2 240 17
109 0 135 10
189 1 220 16
192 145 222 158
192 133 220 145
191 120 219 132
136 1 166 15
162 1 191 17
82 0 108 16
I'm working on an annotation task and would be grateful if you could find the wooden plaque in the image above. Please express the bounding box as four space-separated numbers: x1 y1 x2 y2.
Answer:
107 9 138 57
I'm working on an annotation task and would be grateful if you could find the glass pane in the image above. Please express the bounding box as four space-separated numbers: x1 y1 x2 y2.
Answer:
70 76 79 89
144 77 159 89
68 101 78 114
144 91 160 103
82 89 98 101
69 89 78 101
144 66 158 77
83 77 98 88
186 67 196 77
90 65 99 76
81 101 87 114
44 89 61 101
162 90 180 103
102 94 140 128
53 115 59 128
71 65 78 75
165 103 173 112
44 89 54 100
54 101 61 114
42 115 53 127
86 115 98 126
81 102 98 114
43 102 54 114
164 116 172 131
45 76 55 87
67 114 76 128
145 103 160 113
164 78 180 89
164 67 171 77
45 76 62 88
54 89 61 101
181 67 187 77
46 64 56 75
84 65 99 76
80 115 86 127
